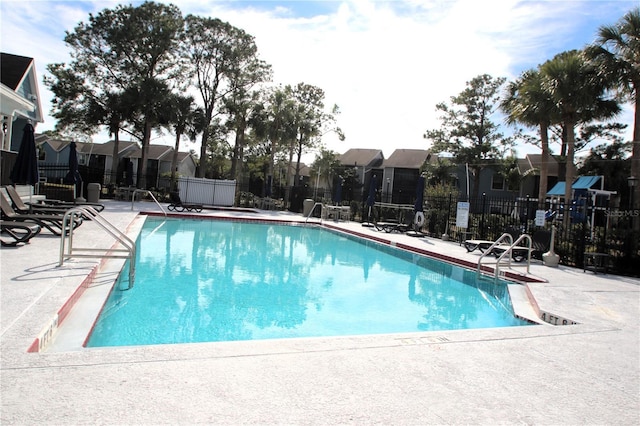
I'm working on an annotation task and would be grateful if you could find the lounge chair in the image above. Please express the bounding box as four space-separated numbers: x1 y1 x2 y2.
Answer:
4 186 103 221
465 227 522 257
5 185 104 212
1 220 41 246
491 229 550 262
0 192 82 236
464 239 494 253
3 185 104 217
3 186 73 215
167 191 202 212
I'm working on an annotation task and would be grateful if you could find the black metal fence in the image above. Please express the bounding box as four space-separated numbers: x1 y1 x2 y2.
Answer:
420 194 638 276
35 166 639 277
269 185 639 277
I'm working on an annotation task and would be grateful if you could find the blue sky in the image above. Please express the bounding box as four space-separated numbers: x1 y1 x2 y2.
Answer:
1 0 636 161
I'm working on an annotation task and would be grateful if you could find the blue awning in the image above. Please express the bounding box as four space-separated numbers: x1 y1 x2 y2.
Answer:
573 175 601 190
546 176 602 197
547 182 565 196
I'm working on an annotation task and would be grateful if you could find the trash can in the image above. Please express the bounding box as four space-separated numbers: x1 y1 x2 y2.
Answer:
303 199 315 217
87 183 101 203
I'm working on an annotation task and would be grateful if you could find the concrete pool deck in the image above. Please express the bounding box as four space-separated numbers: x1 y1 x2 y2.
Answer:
1 200 639 424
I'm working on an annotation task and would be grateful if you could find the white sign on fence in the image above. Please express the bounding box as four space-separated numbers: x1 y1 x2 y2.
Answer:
456 202 470 228
535 209 546 227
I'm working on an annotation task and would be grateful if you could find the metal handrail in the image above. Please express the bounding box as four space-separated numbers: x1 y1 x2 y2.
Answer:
476 232 532 280
59 206 137 289
130 189 167 217
494 234 532 279
305 202 325 223
477 232 513 274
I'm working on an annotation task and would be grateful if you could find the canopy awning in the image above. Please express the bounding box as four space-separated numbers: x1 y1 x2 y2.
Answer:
573 175 602 190
547 176 604 197
547 182 565 196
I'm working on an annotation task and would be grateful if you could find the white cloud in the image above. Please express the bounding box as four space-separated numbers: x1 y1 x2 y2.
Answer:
1 0 635 163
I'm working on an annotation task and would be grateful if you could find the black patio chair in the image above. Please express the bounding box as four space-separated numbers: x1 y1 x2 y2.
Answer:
0 192 82 236
167 191 203 213
1 220 41 246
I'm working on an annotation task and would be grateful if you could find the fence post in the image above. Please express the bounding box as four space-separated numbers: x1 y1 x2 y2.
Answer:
480 193 487 240
524 195 530 234
444 192 452 240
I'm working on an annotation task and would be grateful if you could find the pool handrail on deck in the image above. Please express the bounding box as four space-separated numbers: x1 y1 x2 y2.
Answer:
59 205 137 289
131 189 167 217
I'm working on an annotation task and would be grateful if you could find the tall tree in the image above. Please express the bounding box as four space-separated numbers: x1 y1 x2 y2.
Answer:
252 86 297 197
287 83 343 192
48 1 184 188
425 74 513 198
183 16 269 179
585 7 640 211
165 94 203 191
501 69 558 206
311 149 341 193
223 37 271 182
540 50 620 229
578 141 631 199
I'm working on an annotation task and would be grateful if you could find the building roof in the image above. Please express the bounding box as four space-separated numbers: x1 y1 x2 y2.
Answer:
522 154 559 177
0 52 42 124
175 151 196 164
125 144 174 161
382 149 431 169
0 53 32 90
89 140 139 156
339 149 384 167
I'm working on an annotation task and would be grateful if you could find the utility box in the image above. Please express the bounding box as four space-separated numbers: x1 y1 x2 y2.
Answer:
87 183 101 203
303 199 315 217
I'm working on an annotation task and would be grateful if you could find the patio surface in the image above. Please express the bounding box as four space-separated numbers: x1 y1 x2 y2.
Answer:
1 200 639 424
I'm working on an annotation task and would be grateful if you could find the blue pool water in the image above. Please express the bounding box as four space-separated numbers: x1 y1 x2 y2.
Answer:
86 218 530 347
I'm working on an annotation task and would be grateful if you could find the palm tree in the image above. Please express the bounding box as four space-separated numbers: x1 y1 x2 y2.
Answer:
166 94 203 191
585 7 640 211
540 50 620 230
501 69 558 207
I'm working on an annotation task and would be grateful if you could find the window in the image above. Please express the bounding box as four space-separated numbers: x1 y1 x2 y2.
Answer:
38 148 45 161
491 174 505 191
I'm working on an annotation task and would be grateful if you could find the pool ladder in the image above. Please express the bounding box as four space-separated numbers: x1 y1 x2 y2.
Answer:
130 189 167 217
477 233 532 281
59 206 137 289
304 202 325 223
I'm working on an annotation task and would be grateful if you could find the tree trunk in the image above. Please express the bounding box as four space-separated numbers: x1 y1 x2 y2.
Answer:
562 119 576 234
295 139 303 186
229 131 240 181
538 122 550 209
198 106 214 178
198 126 209 178
170 130 181 192
631 93 640 231
110 129 120 184
283 138 295 205
138 120 152 189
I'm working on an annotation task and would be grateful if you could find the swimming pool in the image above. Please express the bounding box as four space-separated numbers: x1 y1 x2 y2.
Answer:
86 218 531 347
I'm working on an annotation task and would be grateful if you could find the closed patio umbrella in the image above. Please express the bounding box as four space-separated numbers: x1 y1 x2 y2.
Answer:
10 123 39 185
333 176 343 204
364 174 377 226
64 141 84 201
125 160 134 186
10 123 39 206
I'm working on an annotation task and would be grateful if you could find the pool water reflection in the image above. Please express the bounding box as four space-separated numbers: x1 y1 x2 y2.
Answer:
86 218 530 347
